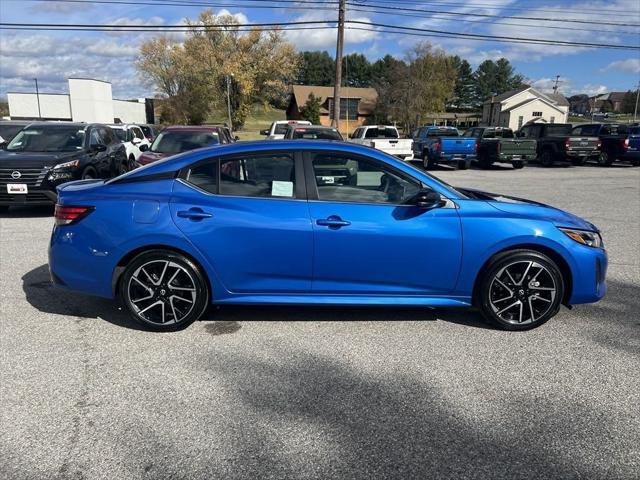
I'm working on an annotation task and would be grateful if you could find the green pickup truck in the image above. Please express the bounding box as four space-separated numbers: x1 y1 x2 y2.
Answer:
463 127 537 169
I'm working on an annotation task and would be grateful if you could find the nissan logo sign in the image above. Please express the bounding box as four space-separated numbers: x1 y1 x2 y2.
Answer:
11 171 21 179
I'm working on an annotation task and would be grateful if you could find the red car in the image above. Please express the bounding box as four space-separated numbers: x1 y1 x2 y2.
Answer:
136 126 228 167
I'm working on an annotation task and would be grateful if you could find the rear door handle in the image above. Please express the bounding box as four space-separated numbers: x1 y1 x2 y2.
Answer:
316 215 351 228
177 208 213 220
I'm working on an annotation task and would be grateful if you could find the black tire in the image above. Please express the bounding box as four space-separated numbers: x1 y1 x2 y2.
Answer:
539 150 554 167
477 250 564 331
424 150 436 169
598 151 613 166
512 160 524 169
479 153 493 169
120 250 209 331
81 166 97 179
457 160 470 170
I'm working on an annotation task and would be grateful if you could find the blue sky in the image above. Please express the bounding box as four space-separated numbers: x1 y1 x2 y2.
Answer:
0 0 638 100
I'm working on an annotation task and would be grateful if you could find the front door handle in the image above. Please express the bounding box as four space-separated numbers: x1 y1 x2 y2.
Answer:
316 215 351 228
177 208 213 220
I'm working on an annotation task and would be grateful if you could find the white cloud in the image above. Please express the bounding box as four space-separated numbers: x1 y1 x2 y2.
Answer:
603 58 640 73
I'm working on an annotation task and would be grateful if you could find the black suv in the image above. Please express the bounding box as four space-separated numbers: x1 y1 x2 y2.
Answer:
0 122 127 209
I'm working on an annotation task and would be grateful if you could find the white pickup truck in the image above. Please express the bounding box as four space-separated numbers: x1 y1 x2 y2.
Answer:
261 120 312 140
347 125 414 160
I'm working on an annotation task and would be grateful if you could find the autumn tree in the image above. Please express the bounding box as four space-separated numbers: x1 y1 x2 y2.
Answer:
137 9 299 128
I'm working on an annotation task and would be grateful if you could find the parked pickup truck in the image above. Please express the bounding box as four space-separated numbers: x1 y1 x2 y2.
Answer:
463 127 536 169
348 125 414 160
571 123 640 166
412 126 476 169
261 120 311 140
518 123 600 167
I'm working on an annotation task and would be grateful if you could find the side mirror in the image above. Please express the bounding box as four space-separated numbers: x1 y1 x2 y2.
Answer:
260 129 269 136
234 136 239 141
92 143 107 152
412 189 445 209
139 144 149 152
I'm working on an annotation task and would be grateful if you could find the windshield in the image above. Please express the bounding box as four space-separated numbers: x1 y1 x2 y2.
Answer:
6 126 85 152
0 124 27 142
365 127 399 139
112 129 127 142
150 131 220 154
546 125 572 136
292 128 343 140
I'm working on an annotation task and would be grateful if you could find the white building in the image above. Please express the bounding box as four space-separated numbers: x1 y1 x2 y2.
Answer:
482 86 570 131
7 78 149 124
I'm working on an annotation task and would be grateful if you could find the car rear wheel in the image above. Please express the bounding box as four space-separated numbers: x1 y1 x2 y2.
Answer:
598 151 613 166
121 250 209 331
478 250 564 331
512 160 524 169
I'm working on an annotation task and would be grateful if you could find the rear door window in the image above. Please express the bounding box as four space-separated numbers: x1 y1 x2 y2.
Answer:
220 154 296 199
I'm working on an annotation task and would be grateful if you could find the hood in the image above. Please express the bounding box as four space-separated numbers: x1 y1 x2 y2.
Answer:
457 187 598 232
0 150 79 169
138 151 167 165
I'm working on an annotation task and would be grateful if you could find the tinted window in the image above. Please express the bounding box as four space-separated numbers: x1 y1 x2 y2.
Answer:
427 129 459 137
132 127 145 139
100 127 114 145
493 129 514 138
187 160 218 194
220 154 296 199
292 128 342 140
7 126 85 152
112 128 127 142
364 127 399 139
0 124 27 142
151 131 220 154
546 125 572 136
312 154 421 205
140 125 155 138
572 125 599 136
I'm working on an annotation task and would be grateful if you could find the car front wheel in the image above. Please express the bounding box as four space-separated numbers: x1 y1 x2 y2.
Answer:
121 250 209 331
478 250 564 330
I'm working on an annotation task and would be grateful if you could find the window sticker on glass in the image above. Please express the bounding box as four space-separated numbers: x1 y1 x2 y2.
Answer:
271 180 293 197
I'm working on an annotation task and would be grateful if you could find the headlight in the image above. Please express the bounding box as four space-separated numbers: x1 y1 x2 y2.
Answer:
558 227 603 248
53 160 81 170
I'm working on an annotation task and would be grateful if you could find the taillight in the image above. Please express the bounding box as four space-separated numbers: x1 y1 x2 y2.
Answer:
435 138 442 151
474 140 479 151
597 140 602 150
54 205 94 226
496 142 501 153
565 139 571 150
623 138 629 149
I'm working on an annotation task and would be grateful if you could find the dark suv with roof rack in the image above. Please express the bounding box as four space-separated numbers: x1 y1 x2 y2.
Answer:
0 122 126 210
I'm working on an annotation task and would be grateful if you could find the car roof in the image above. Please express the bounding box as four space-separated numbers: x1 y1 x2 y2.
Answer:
163 125 222 132
288 125 337 130
22 122 94 129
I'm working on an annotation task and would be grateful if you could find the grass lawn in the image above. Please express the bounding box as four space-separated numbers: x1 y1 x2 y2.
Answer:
207 105 286 141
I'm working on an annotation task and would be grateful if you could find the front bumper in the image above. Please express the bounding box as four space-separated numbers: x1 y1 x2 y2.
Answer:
0 187 57 206
568 245 608 304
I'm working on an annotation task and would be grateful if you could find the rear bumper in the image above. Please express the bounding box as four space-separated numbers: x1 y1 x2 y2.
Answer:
393 153 415 161
437 154 477 163
496 153 535 163
620 150 640 162
566 149 599 158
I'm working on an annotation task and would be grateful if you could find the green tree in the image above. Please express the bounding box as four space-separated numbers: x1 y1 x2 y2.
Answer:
301 93 321 124
370 55 407 124
621 90 638 114
342 53 372 87
297 51 335 86
449 56 476 110
474 58 525 106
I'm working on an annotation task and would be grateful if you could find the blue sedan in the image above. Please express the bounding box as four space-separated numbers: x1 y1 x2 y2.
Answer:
48 140 607 331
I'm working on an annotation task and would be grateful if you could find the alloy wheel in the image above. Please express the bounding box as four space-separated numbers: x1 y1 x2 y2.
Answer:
127 260 197 325
488 260 557 325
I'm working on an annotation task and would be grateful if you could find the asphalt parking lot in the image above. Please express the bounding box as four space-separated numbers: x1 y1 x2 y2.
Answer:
1 163 639 480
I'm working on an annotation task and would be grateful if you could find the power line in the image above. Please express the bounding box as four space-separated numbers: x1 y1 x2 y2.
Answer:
345 1 640 27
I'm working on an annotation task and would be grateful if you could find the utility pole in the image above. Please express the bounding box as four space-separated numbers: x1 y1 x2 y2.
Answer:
634 80 640 123
552 75 561 94
34 78 42 120
331 0 346 128
225 74 233 130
